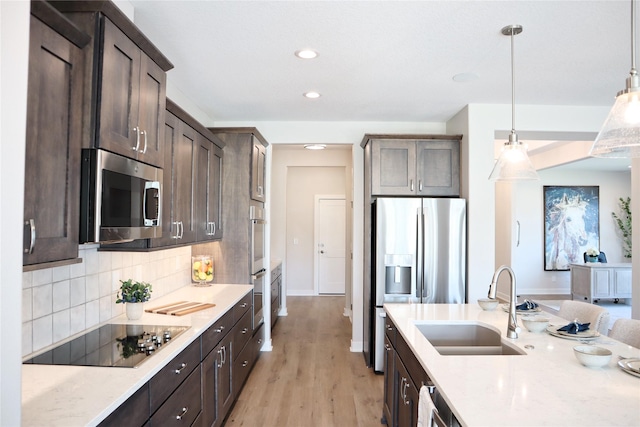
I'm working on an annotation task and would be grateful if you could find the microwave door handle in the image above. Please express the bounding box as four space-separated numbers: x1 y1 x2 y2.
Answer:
143 181 161 226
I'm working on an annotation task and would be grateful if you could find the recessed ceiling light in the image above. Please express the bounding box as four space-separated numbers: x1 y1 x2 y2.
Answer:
304 91 321 99
304 144 326 150
452 72 479 82
295 49 318 59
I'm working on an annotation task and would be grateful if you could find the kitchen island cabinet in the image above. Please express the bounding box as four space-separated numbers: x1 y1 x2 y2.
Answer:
570 262 632 303
23 2 90 268
384 303 640 426
22 284 254 426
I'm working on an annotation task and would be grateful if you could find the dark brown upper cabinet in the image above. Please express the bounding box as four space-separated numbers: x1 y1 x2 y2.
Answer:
52 0 173 168
23 2 90 267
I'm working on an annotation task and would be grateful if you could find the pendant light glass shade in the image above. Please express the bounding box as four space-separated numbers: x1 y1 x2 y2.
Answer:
590 0 640 158
489 135 539 181
488 25 539 181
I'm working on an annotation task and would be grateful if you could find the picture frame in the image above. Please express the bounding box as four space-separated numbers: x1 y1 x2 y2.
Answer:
543 185 599 271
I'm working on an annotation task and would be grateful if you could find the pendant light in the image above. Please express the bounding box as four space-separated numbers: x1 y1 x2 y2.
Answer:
488 25 539 181
590 0 640 157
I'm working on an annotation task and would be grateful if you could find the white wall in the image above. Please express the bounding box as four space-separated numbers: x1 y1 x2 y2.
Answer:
495 170 631 299
1 2 30 425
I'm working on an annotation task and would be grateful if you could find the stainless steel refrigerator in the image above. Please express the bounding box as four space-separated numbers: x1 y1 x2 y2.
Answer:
371 197 466 372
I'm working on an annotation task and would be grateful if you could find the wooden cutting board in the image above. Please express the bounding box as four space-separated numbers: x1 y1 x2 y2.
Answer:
145 301 216 316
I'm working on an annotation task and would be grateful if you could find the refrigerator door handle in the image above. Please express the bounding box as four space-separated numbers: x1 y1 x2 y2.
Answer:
416 206 424 301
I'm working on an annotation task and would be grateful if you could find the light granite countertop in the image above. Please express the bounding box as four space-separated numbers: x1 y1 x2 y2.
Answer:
22 284 253 427
384 302 640 427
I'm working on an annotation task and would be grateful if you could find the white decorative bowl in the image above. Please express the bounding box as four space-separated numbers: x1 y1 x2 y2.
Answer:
521 316 550 333
478 298 499 311
573 345 612 368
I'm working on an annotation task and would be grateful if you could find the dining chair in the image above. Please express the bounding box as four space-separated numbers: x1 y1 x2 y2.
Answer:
609 318 640 348
557 300 610 335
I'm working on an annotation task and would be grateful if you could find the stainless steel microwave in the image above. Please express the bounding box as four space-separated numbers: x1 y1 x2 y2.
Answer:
80 149 162 244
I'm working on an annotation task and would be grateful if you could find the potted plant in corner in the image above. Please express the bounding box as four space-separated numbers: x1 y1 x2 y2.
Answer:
116 279 152 320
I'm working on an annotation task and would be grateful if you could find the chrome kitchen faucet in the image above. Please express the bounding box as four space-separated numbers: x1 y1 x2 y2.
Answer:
488 265 520 339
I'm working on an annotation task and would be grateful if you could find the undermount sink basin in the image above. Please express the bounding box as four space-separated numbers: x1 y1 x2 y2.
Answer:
414 322 526 356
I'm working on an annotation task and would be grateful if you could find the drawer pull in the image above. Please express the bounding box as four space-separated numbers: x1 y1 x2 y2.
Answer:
242 360 249 367
242 327 249 334
176 406 188 420
214 326 225 333
174 362 187 375
241 302 248 308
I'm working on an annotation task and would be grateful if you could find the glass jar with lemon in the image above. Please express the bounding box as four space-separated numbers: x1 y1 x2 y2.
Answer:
192 255 214 286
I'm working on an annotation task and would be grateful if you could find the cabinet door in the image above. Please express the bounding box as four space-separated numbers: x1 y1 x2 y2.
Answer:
98 18 141 158
395 355 418 427
196 136 223 241
382 334 396 427
208 335 233 427
371 139 416 195
614 269 632 296
136 54 166 167
23 16 83 265
416 139 460 196
593 270 612 297
150 114 197 247
251 136 266 202
202 350 220 427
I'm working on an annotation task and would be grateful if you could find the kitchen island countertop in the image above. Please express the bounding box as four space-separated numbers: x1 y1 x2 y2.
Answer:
22 284 253 426
385 302 640 427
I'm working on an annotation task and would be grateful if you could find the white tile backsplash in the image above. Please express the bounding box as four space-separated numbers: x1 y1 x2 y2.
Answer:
23 245 192 356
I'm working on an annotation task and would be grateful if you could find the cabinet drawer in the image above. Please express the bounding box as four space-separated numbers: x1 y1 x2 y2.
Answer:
99 383 149 427
233 309 253 355
232 334 255 397
149 338 200 413
150 365 201 426
271 264 282 279
396 332 429 389
251 323 265 364
385 316 397 347
233 292 252 323
202 310 233 356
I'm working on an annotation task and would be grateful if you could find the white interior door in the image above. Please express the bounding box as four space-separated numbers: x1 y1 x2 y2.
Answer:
316 197 346 295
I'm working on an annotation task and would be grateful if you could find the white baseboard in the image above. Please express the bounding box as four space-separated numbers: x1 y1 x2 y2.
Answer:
350 340 363 352
278 307 288 316
343 307 351 318
286 290 315 296
260 338 273 352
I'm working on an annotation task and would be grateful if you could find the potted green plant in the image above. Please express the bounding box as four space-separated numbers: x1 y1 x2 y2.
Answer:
116 279 152 320
585 248 600 263
612 196 632 258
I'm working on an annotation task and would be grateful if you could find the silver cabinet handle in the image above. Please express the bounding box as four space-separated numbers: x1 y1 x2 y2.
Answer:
175 407 188 420
25 219 36 254
222 346 226 365
410 179 414 191
216 348 223 368
179 221 184 239
241 327 249 334
402 377 410 405
214 325 225 333
419 180 423 192
172 221 180 239
384 343 391 351
516 220 521 247
140 129 147 153
242 360 249 367
258 185 263 196
240 302 248 308
174 362 187 375
132 126 140 151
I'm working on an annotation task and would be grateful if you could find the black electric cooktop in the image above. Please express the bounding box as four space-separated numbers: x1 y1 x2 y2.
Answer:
23 324 190 368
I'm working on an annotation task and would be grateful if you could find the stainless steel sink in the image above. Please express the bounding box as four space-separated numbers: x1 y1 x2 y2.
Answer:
414 322 526 356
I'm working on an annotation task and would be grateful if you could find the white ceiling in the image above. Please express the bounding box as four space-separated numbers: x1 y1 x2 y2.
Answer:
127 0 636 171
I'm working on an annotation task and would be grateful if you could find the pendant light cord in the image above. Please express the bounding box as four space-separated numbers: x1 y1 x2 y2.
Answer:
632 0 637 77
511 29 516 136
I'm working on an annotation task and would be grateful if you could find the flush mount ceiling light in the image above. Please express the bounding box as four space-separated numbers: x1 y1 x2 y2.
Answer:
304 144 326 150
295 49 318 59
590 0 640 158
488 25 539 181
303 91 321 99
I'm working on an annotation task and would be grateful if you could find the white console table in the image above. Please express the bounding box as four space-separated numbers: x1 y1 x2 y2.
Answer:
569 263 632 303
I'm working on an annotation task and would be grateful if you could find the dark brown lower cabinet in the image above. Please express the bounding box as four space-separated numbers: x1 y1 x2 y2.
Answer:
100 292 259 427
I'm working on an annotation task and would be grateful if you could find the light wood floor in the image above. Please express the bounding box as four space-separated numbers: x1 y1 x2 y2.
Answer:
225 296 384 427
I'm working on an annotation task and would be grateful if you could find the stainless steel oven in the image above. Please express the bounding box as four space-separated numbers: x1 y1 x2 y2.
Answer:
80 149 162 244
250 204 266 327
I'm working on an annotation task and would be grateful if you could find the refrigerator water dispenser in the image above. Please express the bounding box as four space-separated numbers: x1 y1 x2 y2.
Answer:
384 254 412 294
